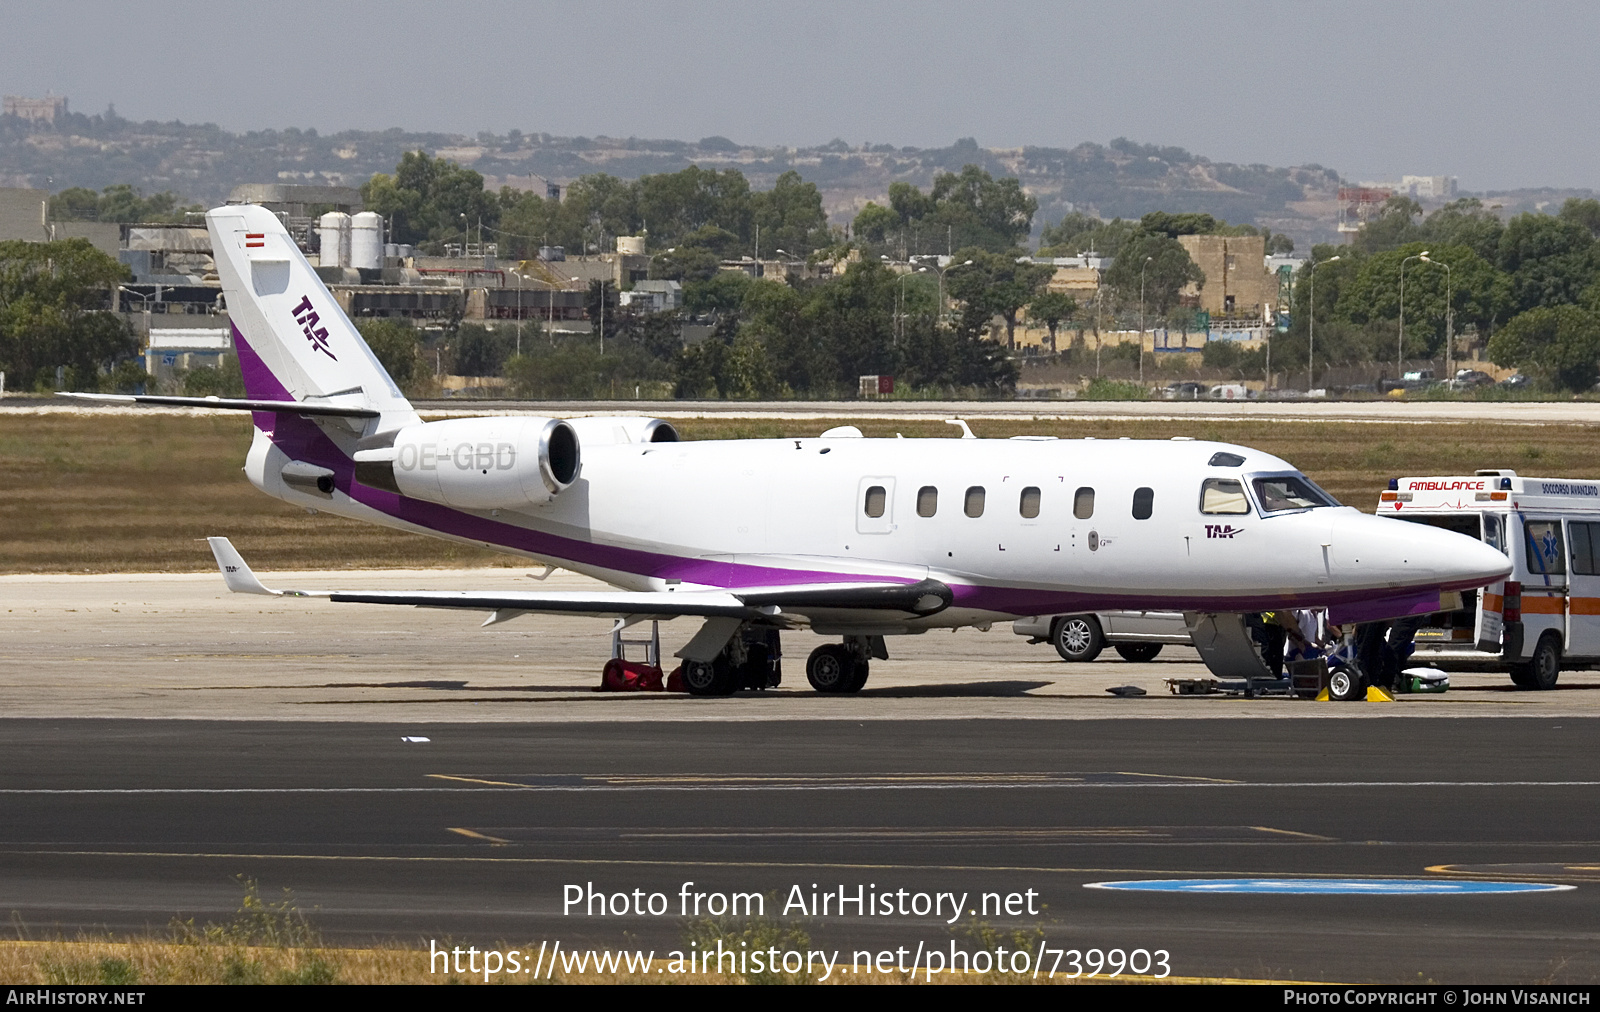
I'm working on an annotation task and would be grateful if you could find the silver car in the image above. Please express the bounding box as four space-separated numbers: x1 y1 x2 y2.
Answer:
1012 611 1191 663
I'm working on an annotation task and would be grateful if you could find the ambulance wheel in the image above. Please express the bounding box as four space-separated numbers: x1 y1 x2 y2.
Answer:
1114 643 1163 663
841 659 870 693
1327 665 1365 702
806 644 854 693
682 658 733 697
1052 615 1104 663
1513 634 1562 691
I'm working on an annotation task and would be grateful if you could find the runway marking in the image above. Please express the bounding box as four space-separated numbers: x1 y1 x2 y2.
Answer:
445 827 510 844
2 778 1599 794
446 825 1324 845
1085 878 1576 895
0 849 1484 880
1428 862 1600 883
1249 826 1338 841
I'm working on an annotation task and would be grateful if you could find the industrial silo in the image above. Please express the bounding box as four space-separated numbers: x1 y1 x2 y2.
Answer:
351 212 384 270
318 211 351 268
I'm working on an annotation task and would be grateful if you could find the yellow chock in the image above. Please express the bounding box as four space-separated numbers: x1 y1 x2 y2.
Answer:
1315 688 1330 701
1365 686 1396 702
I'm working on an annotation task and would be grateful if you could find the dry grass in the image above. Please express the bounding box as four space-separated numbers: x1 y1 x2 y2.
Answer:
5 411 1599 574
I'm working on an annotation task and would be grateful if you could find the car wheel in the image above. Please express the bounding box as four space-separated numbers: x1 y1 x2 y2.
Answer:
1522 633 1562 690
1327 664 1364 701
1114 643 1163 663
1052 615 1104 663
806 644 854 693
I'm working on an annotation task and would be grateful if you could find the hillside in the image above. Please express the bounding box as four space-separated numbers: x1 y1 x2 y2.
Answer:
2 109 1590 248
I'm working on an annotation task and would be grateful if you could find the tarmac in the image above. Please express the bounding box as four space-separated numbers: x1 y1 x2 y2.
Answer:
4 567 1598 721
4 568 1599 983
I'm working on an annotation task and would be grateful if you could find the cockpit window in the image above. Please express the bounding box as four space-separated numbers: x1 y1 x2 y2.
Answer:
1200 478 1250 515
1252 475 1338 513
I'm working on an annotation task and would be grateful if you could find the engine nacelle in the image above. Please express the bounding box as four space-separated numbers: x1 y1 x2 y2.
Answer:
354 416 580 509
562 415 679 446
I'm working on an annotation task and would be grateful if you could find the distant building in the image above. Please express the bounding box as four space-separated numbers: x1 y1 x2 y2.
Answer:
1177 234 1273 320
3 94 67 123
620 280 682 312
1358 175 1458 200
0 187 49 241
227 183 363 217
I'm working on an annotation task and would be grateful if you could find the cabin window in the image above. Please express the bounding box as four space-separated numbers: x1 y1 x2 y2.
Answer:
1019 486 1041 519
1073 486 1095 519
964 486 986 518
1525 520 1566 576
1200 478 1250 515
1132 487 1154 520
916 486 938 517
863 485 887 518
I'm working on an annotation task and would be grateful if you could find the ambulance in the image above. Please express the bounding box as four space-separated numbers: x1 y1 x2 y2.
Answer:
1378 469 1600 689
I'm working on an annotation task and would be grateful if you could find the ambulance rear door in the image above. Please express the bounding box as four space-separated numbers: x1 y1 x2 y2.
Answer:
1519 514 1568 651
1475 512 1509 651
1565 519 1600 659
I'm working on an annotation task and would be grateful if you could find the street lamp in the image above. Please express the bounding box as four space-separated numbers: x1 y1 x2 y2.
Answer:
914 256 973 321
1138 256 1153 386
1399 251 1428 379
1308 255 1340 392
1420 254 1453 386
895 267 928 343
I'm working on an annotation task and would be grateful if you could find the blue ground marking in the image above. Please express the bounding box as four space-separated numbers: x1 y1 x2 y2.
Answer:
1084 878 1574 895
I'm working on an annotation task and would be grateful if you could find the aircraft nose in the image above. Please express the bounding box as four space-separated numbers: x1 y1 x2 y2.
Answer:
1331 512 1512 590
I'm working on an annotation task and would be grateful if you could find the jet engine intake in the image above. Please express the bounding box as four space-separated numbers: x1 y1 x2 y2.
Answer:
354 416 580 509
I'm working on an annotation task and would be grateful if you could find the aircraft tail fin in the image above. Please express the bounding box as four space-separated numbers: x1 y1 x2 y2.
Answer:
205 205 419 431
206 537 328 598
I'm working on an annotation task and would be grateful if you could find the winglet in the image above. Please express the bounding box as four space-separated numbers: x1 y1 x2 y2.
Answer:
206 537 281 596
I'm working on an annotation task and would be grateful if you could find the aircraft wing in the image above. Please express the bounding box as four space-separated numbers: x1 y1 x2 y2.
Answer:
205 538 952 626
58 392 379 418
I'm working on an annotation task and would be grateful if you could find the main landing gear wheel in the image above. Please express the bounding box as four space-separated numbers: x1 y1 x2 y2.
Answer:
1510 633 1562 691
1052 615 1104 663
682 658 735 697
806 644 855 693
842 658 870 693
1114 643 1163 663
1327 664 1365 702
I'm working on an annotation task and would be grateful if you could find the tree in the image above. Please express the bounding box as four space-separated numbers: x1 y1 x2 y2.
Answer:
1027 291 1077 352
750 170 830 257
1352 196 1424 254
1102 233 1204 316
1334 242 1512 356
1497 212 1599 314
356 319 424 393
362 150 500 247
873 166 1037 254
851 202 899 244
944 248 1054 347
1419 198 1504 262
1488 304 1600 391
0 238 134 390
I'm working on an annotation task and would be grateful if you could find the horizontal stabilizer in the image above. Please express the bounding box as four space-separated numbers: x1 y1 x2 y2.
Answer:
58 392 379 419
206 537 327 598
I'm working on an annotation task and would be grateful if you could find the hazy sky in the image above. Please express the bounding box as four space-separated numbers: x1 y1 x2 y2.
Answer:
6 0 1598 192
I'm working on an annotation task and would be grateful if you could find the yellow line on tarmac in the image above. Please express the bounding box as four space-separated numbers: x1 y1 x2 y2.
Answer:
446 827 510 844
1115 771 1241 783
428 774 532 788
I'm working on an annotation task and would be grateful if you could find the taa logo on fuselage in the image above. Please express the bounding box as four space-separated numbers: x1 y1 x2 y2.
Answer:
1205 524 1242 539
289 295 337 361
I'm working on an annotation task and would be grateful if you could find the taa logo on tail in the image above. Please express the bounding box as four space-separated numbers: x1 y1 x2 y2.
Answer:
289 295 337 361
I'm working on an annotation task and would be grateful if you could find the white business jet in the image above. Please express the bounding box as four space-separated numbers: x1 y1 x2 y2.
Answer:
66 205 1512 695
